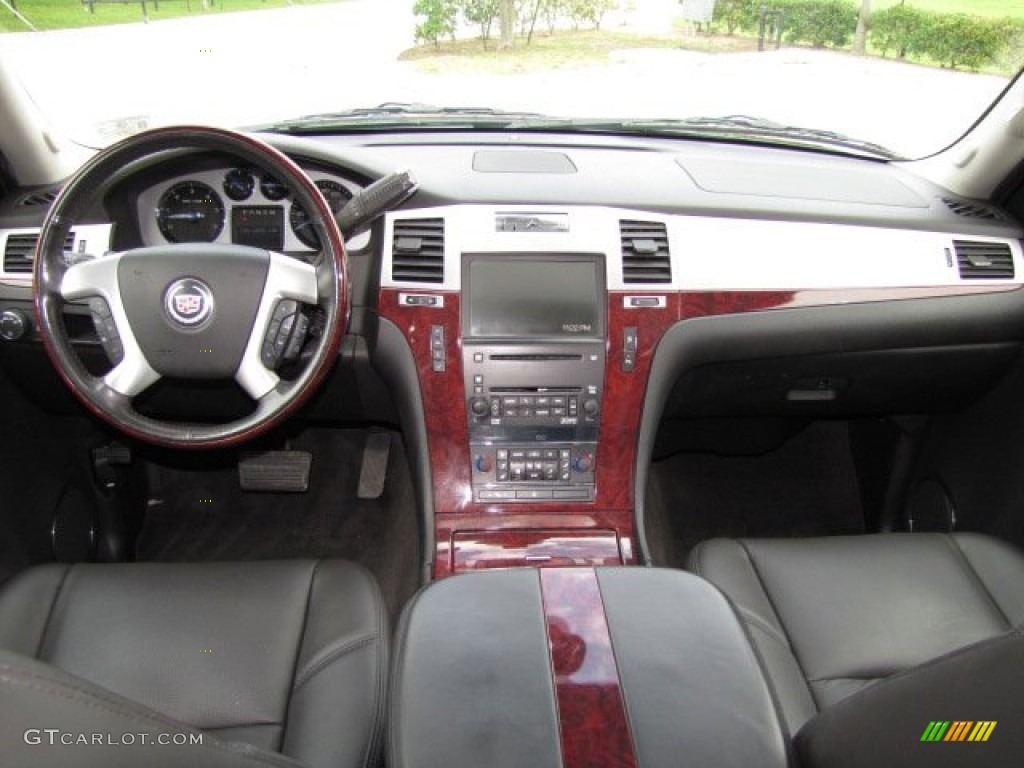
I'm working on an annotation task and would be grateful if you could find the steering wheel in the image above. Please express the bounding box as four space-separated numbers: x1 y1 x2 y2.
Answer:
33 126 348 449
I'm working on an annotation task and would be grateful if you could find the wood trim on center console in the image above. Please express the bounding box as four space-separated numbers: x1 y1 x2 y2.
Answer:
539 568 639 768
378 283 1020 580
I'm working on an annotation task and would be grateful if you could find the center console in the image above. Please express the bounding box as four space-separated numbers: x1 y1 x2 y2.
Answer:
462 253 606 504
390 567 789 768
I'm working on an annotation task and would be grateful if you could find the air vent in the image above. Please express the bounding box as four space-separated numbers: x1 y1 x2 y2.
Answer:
391 218 445 283
18 190 58 208
953 240 1014 280
3 231 75 274
620 220 671 283
941 197 1003 221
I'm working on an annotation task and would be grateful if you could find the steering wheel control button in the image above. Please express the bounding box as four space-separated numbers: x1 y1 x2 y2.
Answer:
0 309 29 341
163 278 214 329
262 299 305 369
87 298 124 364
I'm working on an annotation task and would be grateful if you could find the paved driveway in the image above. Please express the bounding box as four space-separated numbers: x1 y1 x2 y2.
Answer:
1 0 1012 157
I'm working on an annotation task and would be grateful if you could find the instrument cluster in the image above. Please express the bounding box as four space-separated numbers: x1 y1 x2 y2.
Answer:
142 167 360 253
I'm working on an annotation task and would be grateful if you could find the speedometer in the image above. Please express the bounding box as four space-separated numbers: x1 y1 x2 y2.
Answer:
289 179 353 249
156 181 225 243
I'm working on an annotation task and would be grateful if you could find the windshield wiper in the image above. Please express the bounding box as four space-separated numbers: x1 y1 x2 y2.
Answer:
258 103 553 132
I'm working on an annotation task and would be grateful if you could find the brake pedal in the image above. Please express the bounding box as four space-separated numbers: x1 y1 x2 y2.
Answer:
239 451 312 493
357 432 391 499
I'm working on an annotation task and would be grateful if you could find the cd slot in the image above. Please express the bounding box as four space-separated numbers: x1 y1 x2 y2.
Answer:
490 386 580 394
489 354 583 361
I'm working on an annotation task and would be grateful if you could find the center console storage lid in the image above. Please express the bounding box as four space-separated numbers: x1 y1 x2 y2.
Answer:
389 567 789 768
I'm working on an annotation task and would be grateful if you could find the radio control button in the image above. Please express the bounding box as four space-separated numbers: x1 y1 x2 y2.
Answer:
573 453 595 473
470 398 489 416
517 490 552 500
480 490 517 501
474 454 494 473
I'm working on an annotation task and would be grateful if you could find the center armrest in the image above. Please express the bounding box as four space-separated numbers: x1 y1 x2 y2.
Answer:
389 567 789 768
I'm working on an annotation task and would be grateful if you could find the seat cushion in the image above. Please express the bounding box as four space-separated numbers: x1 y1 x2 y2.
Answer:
689 533 1024 734
0 560 388 768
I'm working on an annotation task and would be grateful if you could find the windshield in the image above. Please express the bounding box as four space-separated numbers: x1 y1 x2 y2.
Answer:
1 0 1022 159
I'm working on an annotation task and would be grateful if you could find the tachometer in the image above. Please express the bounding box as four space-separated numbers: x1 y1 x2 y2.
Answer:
156 181 225 243
289 179 353 248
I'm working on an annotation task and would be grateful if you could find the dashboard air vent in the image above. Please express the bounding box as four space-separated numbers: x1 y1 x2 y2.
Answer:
953 240 1014 280
620 220 671 283
391 218 445 283
18 190 58 208
941 197 1003 221
3 231 75 273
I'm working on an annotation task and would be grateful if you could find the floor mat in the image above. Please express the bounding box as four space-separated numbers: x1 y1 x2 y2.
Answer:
646 421 865 569
135 428 420 621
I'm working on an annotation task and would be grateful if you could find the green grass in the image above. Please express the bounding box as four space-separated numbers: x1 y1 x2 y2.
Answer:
0 0 344 33
872 0 1024 20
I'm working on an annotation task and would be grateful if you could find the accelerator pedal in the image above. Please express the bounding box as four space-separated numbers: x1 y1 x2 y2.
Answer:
239 450 312 493
357 432 391 499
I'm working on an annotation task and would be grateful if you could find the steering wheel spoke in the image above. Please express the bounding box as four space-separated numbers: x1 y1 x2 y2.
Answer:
236 251 318 400
60 253 162 398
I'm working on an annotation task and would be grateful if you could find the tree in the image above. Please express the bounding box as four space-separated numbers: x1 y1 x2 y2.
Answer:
414 0 459 47
854 0 870 54
463 0 501 48
499 0 515 48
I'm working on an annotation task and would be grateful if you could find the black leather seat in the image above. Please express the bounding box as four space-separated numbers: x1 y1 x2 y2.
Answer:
689 533 1024 737
0 560 388 768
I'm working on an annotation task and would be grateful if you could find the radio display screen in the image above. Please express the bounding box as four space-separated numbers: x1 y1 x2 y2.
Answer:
466 255 603 339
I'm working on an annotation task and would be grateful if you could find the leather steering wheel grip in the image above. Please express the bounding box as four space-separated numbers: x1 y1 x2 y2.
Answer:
33 125 349 449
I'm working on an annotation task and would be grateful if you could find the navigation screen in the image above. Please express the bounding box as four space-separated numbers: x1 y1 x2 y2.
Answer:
467 256 603 339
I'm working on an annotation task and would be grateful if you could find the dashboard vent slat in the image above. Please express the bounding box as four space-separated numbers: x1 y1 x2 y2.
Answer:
3 231 75 274
391 218 444 283
18 190 58 208
620 220 671 283
953 240 1014 280
941 197 1004 221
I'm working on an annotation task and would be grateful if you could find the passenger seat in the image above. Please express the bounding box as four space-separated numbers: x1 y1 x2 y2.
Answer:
690 533 1024 766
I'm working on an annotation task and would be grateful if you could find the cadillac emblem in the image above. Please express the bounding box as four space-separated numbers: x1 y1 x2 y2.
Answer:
164 278 214 328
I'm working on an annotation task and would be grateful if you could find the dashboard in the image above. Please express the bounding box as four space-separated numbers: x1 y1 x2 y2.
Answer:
2 130 1024 577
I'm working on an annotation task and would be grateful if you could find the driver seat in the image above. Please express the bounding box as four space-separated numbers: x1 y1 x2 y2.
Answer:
0 560 388 768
